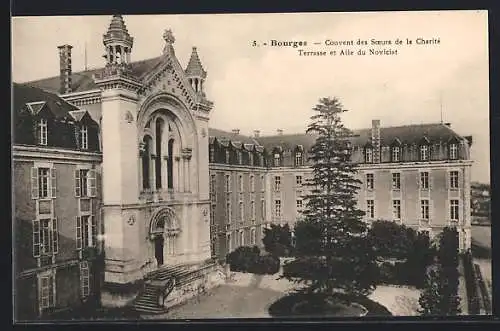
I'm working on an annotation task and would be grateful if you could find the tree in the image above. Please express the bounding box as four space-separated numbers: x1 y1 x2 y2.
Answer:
437 227 461 315
283 97 378 298
293 219 323 257
367 220 417 260
418 264 443 315
418 227 461 316
262 224 292 257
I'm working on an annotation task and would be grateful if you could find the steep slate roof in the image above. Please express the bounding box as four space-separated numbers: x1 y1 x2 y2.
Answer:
208 128 260 145
238 123 464 152
12 83 79 119
23 56 164 94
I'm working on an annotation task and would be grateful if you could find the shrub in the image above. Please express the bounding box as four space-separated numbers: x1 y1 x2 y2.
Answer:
262 224 293 257
249 255 281 275
226 246 260 272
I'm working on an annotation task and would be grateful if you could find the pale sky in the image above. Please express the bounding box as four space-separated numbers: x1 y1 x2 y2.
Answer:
11 10 489 183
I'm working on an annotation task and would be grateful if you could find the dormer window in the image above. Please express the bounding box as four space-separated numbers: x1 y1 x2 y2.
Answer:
80 126 88 150
209 145 215 163
365 148 373 163
249 153 254 166
449 143 458 160
225 150 230 163
259 154 264 167
392 146 400 162
274 153 281 167
38 119 48 146
420 145 429 161
237 151 243 165
295 152 303 167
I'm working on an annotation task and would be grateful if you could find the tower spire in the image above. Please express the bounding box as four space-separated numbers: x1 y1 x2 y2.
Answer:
84 42 88 70
185 46 207 95
102 14 134 67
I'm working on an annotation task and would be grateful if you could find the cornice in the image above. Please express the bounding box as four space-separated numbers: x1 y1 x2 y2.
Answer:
13 144 102 163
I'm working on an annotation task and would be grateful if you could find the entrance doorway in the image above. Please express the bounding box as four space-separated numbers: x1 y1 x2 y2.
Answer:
154 235 164 266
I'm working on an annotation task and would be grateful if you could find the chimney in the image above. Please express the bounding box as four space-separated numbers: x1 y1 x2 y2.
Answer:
232 129 240 135
371 119 381 163
253 130 260 138
57 44 73 94
277 129 283 136
444 122 451 127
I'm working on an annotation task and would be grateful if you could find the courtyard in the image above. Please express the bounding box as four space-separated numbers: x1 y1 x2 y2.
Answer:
140 269 421 319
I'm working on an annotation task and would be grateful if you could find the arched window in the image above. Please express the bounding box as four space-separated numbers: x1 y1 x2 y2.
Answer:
155 118 164 189
142 136 152 190
167 138 174 189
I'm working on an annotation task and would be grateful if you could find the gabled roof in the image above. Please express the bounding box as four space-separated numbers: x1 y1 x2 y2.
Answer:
12 83 79 119
68 110 87 122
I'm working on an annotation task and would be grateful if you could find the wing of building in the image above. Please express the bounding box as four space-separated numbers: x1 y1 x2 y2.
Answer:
13 14 474 320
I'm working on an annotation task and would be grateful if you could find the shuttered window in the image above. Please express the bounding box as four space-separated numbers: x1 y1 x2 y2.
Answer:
31 166 57 199
38 271 55 310
80 261 90 298
33 218 58 257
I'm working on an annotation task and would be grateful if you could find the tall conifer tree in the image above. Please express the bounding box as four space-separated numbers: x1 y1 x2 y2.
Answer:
289 97 378 297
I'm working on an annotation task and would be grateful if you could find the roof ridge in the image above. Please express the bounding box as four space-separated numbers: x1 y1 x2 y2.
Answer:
20 55 163 85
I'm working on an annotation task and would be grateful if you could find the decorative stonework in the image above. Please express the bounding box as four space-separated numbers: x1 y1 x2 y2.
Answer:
125 111 134 123
181 147 193 160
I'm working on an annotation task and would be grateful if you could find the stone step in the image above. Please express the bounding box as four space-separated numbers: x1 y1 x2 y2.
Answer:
133 305 166 314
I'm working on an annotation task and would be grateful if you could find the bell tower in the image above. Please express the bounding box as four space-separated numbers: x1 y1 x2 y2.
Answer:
95 15 143 306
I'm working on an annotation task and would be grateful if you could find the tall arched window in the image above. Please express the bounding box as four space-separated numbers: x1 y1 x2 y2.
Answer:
155 118 164 189
142 136 152 190
167 138 174 189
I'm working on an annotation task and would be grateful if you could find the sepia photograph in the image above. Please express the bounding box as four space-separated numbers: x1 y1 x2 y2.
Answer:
11 10 491 321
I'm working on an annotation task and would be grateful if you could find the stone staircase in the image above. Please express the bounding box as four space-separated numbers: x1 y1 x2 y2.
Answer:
132 261 222 314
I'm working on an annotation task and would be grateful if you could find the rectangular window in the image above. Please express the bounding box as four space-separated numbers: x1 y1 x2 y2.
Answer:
209 146 215 163
295 152 303 166
38 168 50 198
39 119 48 146
274 153 281 167
238 175 243 192
365 148 373 163
39 272 55 309
250 228 256 245
239 231 245 247
420 172 429 190
225 150 230 163
366 173 374 190
260 175 265 192
261 199 266 220
296 175 302 186
450 144 458 160
237 151 243 165
251 201 255 220
274 176 281 191
392 146 400 162
450 199 459 221
227 234 232 252
449 171 459 189
76 215 96 249
210 174 216 203
249 153 254 166
392 172 401 190
392 200 401 220
226 201 231 223
80 126 88 150
40 219 52 255
225 174 231 192
420 145 429 161
75 169 97 198
259 154 264 167
420 200 430 220
366 200 375 219
239 202 244 220
250 175 255 192
275 200 281 217
296 199 303 211
80 261 90 298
